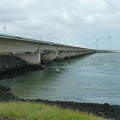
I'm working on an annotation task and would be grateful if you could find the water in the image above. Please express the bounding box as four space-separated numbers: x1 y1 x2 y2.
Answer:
1 53 120 105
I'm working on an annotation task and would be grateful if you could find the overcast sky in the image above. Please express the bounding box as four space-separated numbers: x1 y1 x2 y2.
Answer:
0 0 120 49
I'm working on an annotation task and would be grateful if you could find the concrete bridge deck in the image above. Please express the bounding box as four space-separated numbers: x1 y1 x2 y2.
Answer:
0 34 95 64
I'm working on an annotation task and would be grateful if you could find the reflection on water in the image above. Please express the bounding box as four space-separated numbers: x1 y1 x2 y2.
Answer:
1 53 120 105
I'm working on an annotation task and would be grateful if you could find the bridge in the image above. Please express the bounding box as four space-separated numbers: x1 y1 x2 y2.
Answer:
0 34 95 64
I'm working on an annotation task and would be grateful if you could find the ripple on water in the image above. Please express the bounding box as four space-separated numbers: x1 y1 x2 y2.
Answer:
1 53 120 105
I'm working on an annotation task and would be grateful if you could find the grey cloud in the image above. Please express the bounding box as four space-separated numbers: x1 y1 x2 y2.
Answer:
0 0 120 49
0 0 28 23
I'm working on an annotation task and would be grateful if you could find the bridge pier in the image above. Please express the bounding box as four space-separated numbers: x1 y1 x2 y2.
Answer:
41 50 59 63
16 53 41 65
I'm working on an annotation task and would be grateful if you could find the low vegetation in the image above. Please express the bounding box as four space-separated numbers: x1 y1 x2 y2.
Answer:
0 102 105 120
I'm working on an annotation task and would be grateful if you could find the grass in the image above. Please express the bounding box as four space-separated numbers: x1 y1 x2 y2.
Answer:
0 102 105 120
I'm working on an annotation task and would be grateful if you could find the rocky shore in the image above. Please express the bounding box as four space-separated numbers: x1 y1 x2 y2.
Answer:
0 85 120 120
0 55 43 80
0 85 19 102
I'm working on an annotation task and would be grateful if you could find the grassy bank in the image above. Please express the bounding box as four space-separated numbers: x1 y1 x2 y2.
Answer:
0 102 104 120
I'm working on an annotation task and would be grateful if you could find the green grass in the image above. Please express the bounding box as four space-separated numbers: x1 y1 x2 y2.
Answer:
0 102 105 120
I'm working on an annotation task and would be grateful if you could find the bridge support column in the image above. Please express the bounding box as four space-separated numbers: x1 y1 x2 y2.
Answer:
41 50 59 62
16 53 41 65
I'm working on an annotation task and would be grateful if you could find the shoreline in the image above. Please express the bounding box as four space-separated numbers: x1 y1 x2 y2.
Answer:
19 99 120 120
0 85 120 120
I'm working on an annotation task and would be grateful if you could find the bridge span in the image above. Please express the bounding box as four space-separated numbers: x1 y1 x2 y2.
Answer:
0 34 95 64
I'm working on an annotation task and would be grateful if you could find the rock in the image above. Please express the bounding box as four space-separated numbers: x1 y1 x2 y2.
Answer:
0 85 18 102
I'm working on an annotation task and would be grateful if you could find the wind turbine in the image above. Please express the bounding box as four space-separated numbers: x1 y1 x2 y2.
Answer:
108 35 111 50
96 39 98 49
3 26 6 33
